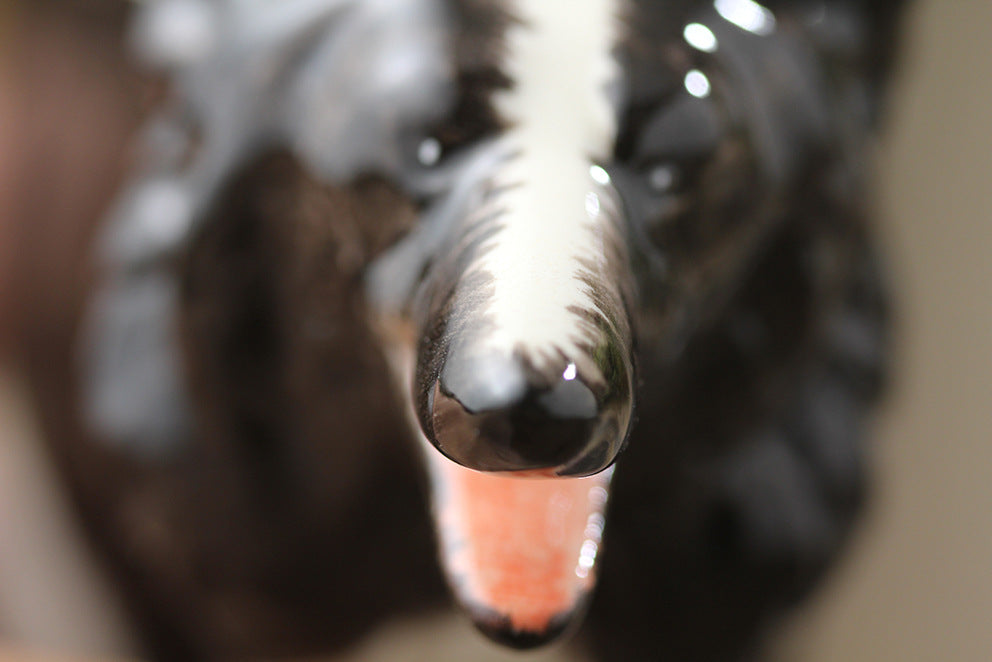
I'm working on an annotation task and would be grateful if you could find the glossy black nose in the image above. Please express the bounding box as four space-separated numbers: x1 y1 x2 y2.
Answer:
422 350 631 476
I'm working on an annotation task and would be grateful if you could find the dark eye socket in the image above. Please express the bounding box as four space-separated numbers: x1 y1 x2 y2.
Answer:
412 116 492 171
614 66 762 254
414 69 509 169
629 91 726 190
413 118 487 168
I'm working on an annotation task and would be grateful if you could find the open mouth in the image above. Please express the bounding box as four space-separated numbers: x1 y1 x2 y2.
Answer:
425 449 613 648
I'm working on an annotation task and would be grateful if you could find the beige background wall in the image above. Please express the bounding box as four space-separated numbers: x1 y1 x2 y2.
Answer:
777 0 992 659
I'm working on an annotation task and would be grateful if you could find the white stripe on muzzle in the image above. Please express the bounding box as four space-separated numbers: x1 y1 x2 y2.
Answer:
477 0 623 362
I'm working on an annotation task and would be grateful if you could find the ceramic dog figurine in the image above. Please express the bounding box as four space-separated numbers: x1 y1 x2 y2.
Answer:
17 0 906 659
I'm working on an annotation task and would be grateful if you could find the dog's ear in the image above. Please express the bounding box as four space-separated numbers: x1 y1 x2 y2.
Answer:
80 0 459 456
107 0 456 264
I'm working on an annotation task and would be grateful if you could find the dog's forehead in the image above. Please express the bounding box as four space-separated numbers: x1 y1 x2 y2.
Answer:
129 0 708 194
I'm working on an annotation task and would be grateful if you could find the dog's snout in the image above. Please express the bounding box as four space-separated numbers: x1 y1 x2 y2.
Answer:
409 165 636 479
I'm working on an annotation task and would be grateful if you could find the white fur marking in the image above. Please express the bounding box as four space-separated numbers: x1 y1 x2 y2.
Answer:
476 0 622 362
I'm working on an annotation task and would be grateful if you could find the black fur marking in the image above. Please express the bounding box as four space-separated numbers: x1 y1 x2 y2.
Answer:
432 0 516 157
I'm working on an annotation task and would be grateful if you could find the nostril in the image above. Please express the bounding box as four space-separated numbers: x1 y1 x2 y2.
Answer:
424 350 628 476
538 373 598 419
438 351 529 415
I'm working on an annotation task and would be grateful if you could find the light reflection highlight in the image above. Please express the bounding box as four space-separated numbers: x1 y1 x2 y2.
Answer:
585 191 601 218
648 164 676 192
576 482 610 578
683 23 718 53
589 485 609 507
576 539 598 578
589 164 611 186
417 137 442 166
684 69 711 98
584 512 605 539
562 363 577 381
714 0 776 36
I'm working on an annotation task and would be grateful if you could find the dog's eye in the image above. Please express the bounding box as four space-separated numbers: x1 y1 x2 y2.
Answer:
645 163 679 194
411 130 469 170
614 77 730 214
635 94 723 174
416 136 444 167
615 64 762 258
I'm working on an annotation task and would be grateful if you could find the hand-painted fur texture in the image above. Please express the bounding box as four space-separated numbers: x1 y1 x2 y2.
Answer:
13 0 907 660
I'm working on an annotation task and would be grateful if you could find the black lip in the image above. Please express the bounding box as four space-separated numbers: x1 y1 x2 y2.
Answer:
466 603 577 650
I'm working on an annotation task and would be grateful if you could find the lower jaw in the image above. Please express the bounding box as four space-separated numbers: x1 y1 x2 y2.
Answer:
422 440 612 648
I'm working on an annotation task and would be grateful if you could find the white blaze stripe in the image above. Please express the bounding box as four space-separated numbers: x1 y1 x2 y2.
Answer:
479 0 622 360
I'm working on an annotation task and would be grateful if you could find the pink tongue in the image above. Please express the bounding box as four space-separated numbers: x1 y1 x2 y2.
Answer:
425 449 611 648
